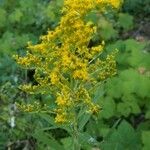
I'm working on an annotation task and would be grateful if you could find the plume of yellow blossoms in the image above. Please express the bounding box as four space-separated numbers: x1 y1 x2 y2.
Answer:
14 0 121 123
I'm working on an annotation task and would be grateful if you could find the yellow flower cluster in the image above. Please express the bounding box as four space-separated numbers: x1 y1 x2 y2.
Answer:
16 102 43 112
14 0 121 123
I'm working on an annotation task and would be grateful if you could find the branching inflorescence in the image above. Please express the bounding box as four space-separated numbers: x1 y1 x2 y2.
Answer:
14 0 121 124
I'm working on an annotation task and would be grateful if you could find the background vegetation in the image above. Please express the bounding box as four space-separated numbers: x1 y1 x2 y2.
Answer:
0 0 150 149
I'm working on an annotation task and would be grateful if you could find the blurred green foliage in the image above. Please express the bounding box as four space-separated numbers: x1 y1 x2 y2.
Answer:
0 0 63 55
123 0 150 17
0 0 150 150
0 0 63 84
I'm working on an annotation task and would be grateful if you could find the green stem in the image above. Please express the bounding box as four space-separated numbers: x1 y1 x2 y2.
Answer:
73 122 80 150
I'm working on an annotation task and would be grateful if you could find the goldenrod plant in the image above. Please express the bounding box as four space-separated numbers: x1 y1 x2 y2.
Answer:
14 0 121 149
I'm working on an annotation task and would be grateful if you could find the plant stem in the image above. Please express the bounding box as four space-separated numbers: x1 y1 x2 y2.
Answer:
73 122 80 150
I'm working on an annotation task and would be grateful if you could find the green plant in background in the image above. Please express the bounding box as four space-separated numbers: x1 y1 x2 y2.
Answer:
0 82 37 149
0 0 63 55
123 0 150 17
0 0 63 149
86 39 150 150
0 0 63 84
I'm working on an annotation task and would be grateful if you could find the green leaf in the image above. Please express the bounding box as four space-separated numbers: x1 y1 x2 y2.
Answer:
101 120 141 150
118 13 133 30
145 111 150 119
117 102 131 117
98 18 118 40
79 132 98 146
120 69 140 94
0 8 6 28
100 97 116 119
142 131 150 150
33 130 65 150
9 8 23 23
106 78 123 99
78 112 91 131
125 39 145 51
61 137 72 150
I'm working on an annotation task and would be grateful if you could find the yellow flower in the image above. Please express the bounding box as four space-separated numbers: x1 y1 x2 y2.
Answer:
49 70 59 85
55 112 67 123
15 0 120 124
89 104 100 114
73 69 89 80
56 94 71 107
